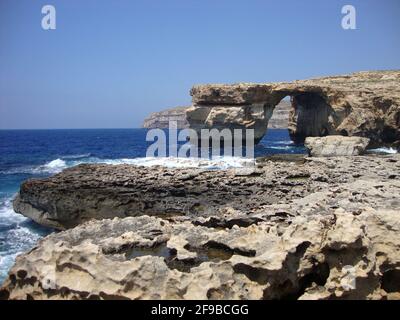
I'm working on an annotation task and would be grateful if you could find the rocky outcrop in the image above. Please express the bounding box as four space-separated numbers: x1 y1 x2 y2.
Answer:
184 100 290 144
185 104 270 143
188 71 400 146
305 136 370 157
12 154 400 231
2 154 400 299
142 106 189 129
12 158 306 230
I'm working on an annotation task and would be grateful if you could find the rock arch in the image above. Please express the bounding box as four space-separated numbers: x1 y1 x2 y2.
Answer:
186 71 400 147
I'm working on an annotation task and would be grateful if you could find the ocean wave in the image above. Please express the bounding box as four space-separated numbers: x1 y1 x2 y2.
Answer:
367 147 398 154
268 145 294 150
0 195 48 282
1 156 256 175
2 159 68 175
0 159 67 175
61 153 93 160
63 156 255 170
0 225 44 282
100 156 256 169
270 140 293 145
40 159 68 173
0 197 25 225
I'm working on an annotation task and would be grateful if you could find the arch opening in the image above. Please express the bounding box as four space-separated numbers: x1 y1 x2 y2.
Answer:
288 92 337 143
262 92 337 145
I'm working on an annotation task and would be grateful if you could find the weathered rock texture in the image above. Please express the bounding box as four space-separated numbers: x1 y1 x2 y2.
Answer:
305 136 370 157
188 71 400 146
2 154 400 300
142 106 189 129
4 139 400 301
12 154 399 231
185 100 291 144
185 104 269 143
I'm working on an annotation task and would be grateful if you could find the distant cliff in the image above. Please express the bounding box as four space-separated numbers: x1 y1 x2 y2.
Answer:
142 106 190 129
142 101 290 129
267 100 290 129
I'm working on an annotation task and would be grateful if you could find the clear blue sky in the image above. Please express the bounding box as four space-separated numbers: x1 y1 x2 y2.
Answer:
0 0 399 129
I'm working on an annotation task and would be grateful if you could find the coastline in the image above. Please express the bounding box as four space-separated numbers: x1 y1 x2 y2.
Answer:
2 151 400 299
1 70 399 300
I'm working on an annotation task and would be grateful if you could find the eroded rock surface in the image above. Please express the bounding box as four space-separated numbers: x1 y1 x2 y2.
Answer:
13 155 400 230
2 178 400 300
4 154 400 300
188 71 400 146
305 136 370 157
186 104 269 143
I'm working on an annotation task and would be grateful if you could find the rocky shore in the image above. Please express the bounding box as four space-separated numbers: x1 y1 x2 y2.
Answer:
1 71 399 300
2 153 400 300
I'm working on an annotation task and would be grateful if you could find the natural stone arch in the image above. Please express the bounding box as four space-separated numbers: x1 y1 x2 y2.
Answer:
186 71 400 147
187 88 342 144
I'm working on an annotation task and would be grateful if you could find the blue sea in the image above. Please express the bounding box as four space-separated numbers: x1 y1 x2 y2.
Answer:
0 128 305 282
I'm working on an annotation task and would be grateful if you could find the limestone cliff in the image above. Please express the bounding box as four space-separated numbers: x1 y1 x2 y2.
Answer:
143 101 290 130
268 100 290 129
187 71 400 146
142 106 189 129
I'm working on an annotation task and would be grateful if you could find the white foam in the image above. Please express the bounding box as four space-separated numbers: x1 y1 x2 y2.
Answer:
0 159 68 175
44 158 67 170
0 227 43 281
0 195 44 282
271 140 293 145
368 147 398 154
27 159 68 175
268 146 293 150
0 198 26 225
61 153 92 160
92 156 255 170
1 155 256 177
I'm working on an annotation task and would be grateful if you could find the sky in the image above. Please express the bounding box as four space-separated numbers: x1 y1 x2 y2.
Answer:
0 0 399 129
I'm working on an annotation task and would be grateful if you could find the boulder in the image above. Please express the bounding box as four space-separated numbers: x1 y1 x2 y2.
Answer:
305 136 370 157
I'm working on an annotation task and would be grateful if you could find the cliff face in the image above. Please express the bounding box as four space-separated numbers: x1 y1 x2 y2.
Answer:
188 71 400 146
142 101 290 131
142 106 189 129
268 100 290 129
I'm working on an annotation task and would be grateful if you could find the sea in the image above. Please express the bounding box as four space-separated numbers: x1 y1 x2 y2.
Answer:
0 128 396 283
